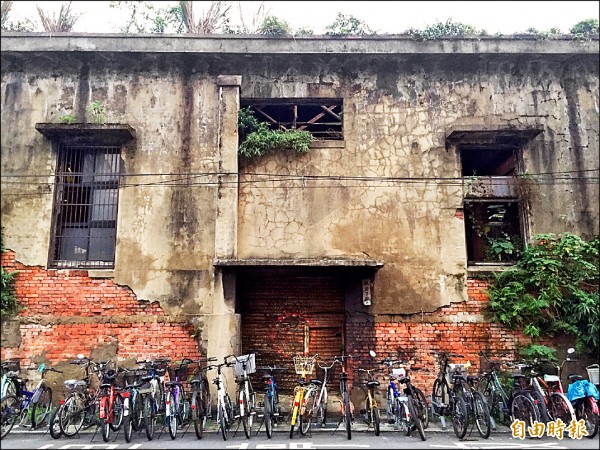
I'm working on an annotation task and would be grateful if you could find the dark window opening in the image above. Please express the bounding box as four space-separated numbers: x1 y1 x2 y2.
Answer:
464 201 523 263
50 145 121 268
240 99 343 140
460 147 516 176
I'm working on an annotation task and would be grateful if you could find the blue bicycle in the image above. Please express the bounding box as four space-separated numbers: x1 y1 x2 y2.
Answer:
1 363 62 439
380 357 426 441
257 365 287 438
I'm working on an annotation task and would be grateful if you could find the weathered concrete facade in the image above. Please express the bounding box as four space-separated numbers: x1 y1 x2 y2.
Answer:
1 34 598 390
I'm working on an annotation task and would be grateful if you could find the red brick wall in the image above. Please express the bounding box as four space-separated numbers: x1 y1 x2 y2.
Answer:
347 279 534 395
1 250 201 367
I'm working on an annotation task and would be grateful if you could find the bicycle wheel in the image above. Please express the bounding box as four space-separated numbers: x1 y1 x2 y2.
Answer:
386 388 395 424
472 391 491 439
264 395 273 439
530 389 550 423
123 399 133 443
48 405 63 439
191 391 204 439
240 391 250 439
511 393 539 428
432 379 448 414
344 393 352 440
548 392 575 424
98 396 111 442
111 393 124 431
143 395 156 441
373 402 381 436
317 390 327 426
451 396 468 439
408 395 426 441
300 390 314 436
59 394 85 437
399 400 411 436
413 386 430 429
31 386 52 429
1 395 19 439
219 403 229 441
289 403 297 438
166 391 178 439
131 391 143 432
582 397 599 439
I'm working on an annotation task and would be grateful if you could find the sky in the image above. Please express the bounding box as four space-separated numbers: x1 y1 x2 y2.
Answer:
5 0 600 35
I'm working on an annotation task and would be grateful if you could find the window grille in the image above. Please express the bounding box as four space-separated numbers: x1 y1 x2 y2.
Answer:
50 145 121 269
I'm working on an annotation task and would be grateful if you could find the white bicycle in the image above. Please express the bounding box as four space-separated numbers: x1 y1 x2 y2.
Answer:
208 358 235 441
229 354 257 439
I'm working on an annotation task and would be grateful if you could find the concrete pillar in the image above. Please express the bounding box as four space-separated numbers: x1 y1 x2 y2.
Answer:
207 75 242 397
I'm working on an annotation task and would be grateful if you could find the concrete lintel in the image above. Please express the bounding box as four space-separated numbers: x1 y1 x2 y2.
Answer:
213 257 385 268
217 75 242 86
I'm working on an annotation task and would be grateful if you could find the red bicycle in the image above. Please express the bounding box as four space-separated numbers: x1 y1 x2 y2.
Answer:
97 362 124 442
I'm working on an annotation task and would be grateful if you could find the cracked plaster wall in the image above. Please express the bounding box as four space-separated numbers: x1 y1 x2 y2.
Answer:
1 50 598 318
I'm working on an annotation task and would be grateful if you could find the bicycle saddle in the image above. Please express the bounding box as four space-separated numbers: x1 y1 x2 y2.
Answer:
568 374 585 382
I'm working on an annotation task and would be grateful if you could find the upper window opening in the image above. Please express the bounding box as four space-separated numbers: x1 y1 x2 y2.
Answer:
240 99 343 140
460 147 516 176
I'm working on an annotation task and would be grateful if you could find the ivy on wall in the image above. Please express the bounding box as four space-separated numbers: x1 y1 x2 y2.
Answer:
485 233 599 356
0 229 19 317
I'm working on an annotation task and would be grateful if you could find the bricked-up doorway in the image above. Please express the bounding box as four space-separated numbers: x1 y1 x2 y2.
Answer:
238 267 346 394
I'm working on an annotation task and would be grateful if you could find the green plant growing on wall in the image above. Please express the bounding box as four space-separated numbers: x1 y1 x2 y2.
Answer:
59 113 77 124
569 18 599 36
518 343 558 363
238 107 314 159
485 233 600 355
87 101 107 124
259 15 290 35
0 228 19 317
405 18 480 40
324 12 374 36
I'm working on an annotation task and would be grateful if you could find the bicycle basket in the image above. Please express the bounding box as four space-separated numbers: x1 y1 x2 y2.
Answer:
233 354 256 377
293 356 315 375
587 364 599 385
102 369 118 384
64 379 87 391
1 359 20 372
479 355 500 373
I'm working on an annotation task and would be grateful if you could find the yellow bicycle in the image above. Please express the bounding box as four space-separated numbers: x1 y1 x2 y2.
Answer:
289 354 317 438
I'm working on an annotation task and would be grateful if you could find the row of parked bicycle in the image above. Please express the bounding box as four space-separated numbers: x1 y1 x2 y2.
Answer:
0 348 598 442
430 349 599 440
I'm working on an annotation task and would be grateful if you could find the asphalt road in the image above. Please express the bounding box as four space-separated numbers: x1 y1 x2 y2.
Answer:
2 420 598 450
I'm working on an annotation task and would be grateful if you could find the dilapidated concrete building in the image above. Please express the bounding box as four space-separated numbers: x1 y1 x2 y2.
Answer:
1 32 598 391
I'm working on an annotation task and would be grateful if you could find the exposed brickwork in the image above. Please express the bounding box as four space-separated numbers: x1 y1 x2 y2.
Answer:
346 278 535 395
1 250 200 367
3 249 537 398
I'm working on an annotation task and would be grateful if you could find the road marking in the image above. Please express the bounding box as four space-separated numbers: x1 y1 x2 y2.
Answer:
227 444 370 449
38 446 54 449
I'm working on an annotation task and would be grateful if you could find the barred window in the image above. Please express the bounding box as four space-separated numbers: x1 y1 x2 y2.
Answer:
50 145 121 268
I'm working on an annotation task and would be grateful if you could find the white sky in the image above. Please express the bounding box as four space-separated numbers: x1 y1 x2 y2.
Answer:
5 1 600 34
